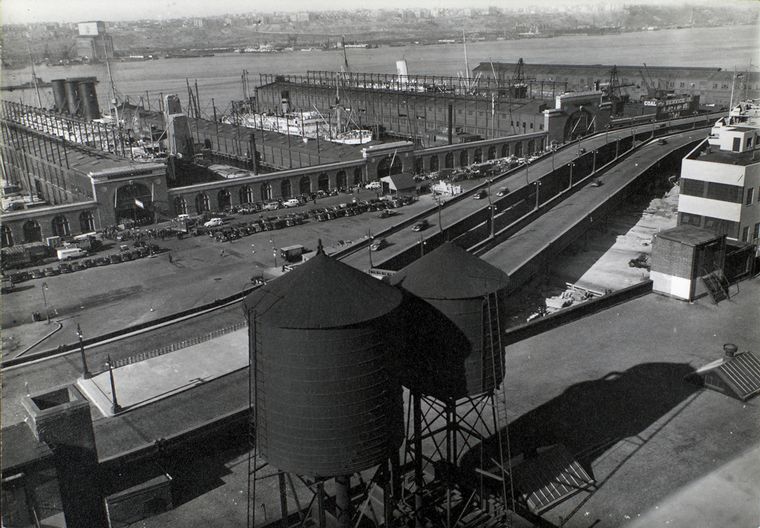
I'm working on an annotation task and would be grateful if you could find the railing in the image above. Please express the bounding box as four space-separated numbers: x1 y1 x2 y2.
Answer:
111 321 246 368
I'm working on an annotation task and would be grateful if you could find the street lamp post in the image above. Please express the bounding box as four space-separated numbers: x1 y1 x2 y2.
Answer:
76 324 92 379
419 234 425 258
535 180 542 210
436 196 443 233
41 282 50 324
106 355 122 414
592 150 597 173
367 230 374 270
524 160 530 186
568 162 576 190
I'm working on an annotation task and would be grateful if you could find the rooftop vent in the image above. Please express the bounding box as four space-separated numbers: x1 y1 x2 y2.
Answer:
688 344 760 401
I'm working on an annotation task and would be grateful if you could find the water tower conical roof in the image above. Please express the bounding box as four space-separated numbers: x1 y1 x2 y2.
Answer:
389 242 509 300
244 248 402 328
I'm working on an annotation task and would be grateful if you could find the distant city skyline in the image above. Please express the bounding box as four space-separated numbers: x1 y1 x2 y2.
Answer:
2 0 729 25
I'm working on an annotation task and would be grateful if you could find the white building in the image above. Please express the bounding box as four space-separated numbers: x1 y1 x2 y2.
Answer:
677 100 760 244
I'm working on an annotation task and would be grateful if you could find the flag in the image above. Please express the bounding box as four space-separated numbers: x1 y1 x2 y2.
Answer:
134 198 144 209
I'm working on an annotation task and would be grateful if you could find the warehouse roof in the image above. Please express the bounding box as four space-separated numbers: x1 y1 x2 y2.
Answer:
655 225 723 246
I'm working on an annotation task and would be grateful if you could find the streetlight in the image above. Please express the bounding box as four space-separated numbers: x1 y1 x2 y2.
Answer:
592 150 597 173
534 180 542 210
41 282 50 324
568 162 576 190
106 355 122 414
367 230 374 270
486 180 496 238
76 324 92 379
524 159 530 186
436 196 444 234
419 234 425 258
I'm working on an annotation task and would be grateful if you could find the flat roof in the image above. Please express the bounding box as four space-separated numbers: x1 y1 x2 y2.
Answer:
656 224 723 246
695 147 760 167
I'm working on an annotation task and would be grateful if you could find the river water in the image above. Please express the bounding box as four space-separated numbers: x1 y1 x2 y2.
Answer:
3 24 759 114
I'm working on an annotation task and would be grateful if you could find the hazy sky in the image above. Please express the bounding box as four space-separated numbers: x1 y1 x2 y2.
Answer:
1 0 732 25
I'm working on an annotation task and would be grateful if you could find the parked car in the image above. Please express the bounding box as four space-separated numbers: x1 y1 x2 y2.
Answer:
474 190 488 200
496 187 510 197
370 238 388 251
365 181 382 190
262 202 280 211
204 217 224 228
412 219 430 232
378 209 398 219
282 198 301 208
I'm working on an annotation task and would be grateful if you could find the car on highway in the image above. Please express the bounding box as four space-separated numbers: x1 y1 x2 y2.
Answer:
282 198 301 208
370 238 388 251
496 187 510 197
473 190 488 200
411 219 430 232
204 218 224 228
657 138 668 145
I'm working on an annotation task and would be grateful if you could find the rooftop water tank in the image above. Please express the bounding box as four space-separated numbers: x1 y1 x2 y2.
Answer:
244 246 403 477
390 242 510 400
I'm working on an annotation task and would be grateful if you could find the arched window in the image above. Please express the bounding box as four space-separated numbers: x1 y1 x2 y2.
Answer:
487 146 496 160
23 220 42 243
377 156 402 178
260 184 272 201
527 140 535 155
353 167 363 185
174 196 188 215
1 224 13 247
501 144 510 158
51 215 70 237
429 155 439 172
336 170 347 189
473 148 483 163
317 173 329 192
195 193 210 214
299 176 311 195
280 179 292 199
218 189 231 211
459 150 468 167
79 211 95 232
414 157 423 174
444 153 453 169
239 186 255 205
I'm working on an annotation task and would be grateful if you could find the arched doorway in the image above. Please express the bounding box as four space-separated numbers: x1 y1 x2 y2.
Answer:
51 215 70 237
414 158 423 174
281 180 292 199
353 168 363 186
501 144 510 158
487 146 496 160
299 176 311 195
239 186 254 205
195 193 210 214
1 225 13 247
317 173 329 192
174 197 188 215
564 108 592 140
527 140 535 155
218 189 232 211
444 153 453 169
261 184 272 202
23 220 42 243
377 156 402 178
514 142 523 157
430 155 439 172
459 150 468 167
473 148 483 163
115 183 154 224
79 211 95 232
336 170 347 189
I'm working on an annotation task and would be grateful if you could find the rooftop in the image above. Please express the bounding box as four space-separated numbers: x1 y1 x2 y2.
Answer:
655 224 723 246
695 146 760 166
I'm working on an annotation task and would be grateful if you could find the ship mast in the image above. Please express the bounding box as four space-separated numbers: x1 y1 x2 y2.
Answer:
27 42 43 108
104 40 119 123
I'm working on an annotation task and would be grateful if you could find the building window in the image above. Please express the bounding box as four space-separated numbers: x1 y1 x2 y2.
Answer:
703 216 739 238
680 178 705 197
732 137 741 151
747 137 753 149
706 182 743 203
754 222 760 241
679 212 702 227
713 83 718 89
741 226 749 242
747 187 755 205
680 82 685 88
529 122 533 129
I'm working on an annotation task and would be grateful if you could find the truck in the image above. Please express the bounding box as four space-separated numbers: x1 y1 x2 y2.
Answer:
280 245 304 263
56 247 87 261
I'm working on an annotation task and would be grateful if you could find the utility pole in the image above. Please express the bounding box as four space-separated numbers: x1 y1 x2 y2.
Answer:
77 324 92 379
107 355 122 413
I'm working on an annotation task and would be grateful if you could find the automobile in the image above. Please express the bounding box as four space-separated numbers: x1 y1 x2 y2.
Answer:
177 213 191 221
282 198 301 208
59 263 72 273
43 267 59 277
70 262 86 272
204 217 224 228
411 219 430 232
496 187 510 197
31 269 45 279
370 238 388 251
365 181 381 190
579 147 587 154
657 138 668 145
262 202 280 211
377 209 398 219
628 254 651 270
473 190 488 200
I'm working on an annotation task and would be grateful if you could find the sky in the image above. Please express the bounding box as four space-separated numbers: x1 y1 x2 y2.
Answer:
0 0 738 25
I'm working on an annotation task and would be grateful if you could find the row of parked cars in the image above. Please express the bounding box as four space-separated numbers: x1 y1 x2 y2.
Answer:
5 244 162 285
310 196 415 222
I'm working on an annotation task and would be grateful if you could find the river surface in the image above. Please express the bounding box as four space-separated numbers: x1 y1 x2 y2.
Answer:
3 24 759 115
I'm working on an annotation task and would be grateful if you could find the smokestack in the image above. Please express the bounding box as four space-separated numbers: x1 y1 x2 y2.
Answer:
723 343 738 359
